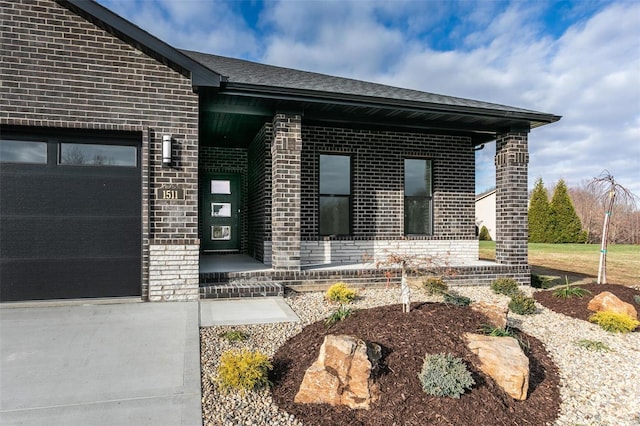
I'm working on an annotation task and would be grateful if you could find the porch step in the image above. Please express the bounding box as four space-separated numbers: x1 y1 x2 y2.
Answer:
200 280 284 299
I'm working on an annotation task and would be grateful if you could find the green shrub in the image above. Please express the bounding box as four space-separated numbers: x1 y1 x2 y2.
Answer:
418 353 475 399
531 274 555 289
478 225 492 241
588 311 640 333
443 292 471 306
491 278 521 297
423 276 448 295
325 305 353 327
325 282 357 303
218 329 249 343
634 295 640 306
216 349 272 394
574 339 613 352
508 294 537 315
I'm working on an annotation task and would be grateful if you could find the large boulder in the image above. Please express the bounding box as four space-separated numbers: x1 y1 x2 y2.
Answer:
471 302 508 329
294 334 381 409
463 332 530 400
587 291 638 319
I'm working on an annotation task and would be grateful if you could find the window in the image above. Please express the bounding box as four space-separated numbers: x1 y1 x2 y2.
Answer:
0 139 47 164
404 159 433 235
319 154 351 235
59 143 137 167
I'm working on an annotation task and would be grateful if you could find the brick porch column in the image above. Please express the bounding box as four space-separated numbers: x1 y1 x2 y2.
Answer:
495 130 529 266
271 113 302 270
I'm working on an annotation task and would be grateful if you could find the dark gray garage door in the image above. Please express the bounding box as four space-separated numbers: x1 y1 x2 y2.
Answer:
0 128 142 301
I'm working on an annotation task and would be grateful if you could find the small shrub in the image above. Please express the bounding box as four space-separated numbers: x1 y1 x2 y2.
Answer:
216 349 272 394
491 278 521 297
325 305 353 327
508 294 537 315
574 339 613 352
634 295 640 306
325 282 357 303
588 311 640 333
443 292 471 306
531 274 555 289
423 276 448 295
218 329 249 343
418 353 475 399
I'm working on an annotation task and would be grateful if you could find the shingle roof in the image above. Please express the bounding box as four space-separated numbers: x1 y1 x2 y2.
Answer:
180 49 555 119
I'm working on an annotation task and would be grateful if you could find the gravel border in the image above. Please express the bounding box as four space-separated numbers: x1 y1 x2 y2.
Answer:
201 286 640 426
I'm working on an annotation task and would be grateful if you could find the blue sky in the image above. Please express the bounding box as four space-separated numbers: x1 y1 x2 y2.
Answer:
97 0 640 196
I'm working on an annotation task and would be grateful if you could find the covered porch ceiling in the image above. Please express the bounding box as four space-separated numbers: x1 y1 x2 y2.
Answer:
199 88 558 149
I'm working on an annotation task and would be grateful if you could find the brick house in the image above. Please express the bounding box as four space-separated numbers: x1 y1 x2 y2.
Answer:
0 0 560 302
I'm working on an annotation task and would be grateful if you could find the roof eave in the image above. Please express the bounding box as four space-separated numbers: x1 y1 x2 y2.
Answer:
219 82 562 126
57 0 222 88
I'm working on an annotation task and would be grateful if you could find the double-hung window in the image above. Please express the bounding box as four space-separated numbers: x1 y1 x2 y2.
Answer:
319 154 351 236
404 159 433 235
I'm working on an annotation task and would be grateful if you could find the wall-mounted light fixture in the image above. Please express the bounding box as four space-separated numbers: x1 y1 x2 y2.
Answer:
162 135 172 166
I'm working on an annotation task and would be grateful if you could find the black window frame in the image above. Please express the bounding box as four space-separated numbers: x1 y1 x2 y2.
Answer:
318 153 352 237
404 158 434 236
0 138 48 165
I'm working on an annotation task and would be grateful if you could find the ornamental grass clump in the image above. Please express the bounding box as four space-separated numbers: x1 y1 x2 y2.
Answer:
634 295 640 306
490 278 521 297
215 349 272 394
423 276 448 296
325 305 353 328
418 353 475 399
218 329 249 343
552 277 591 299
588 311 640 333
325 282 357 304
574 339 613 352
508 294 537 315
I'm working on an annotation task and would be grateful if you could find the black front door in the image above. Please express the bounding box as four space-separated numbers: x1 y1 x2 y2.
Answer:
202 174 240 251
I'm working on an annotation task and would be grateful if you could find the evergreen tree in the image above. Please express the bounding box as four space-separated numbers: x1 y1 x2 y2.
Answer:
478 225 492 241
528 178 552 242
549 179 587 243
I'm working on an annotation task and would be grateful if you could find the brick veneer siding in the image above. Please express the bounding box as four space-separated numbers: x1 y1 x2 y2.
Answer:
495 132 529 270
199 146 248 253
1 0 200 300
270 114 302 270
300 125 476 239
252 124 478 267
247 123 272 261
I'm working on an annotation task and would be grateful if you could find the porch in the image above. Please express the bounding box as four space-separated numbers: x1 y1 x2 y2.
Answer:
198 254 530 299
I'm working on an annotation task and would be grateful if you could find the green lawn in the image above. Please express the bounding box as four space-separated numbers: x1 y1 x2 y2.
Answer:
479 241 639 286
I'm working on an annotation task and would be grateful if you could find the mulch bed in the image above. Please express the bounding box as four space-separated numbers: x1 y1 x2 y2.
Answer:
534 283 640 323
271 302 560 426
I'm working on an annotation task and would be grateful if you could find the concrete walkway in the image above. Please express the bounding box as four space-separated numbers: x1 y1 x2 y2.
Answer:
0 300 201 426
199 298 299 326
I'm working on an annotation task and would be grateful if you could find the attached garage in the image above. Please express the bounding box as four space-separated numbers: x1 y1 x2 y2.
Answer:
0 128 142 301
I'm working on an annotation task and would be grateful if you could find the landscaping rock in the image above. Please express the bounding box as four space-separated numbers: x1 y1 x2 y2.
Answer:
587 291 638 319
471 301 508 329
463 332 530 400
294 334 381 409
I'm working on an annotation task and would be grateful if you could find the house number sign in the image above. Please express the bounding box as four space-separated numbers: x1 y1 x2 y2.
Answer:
157 186 185 200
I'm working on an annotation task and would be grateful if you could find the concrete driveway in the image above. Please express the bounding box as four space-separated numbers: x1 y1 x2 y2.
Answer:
0 300 201 426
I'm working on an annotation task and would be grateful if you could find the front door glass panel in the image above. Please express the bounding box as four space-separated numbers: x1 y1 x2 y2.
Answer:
203 175 240 251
